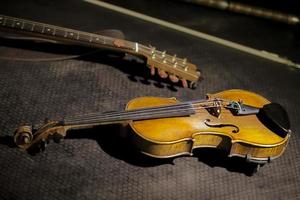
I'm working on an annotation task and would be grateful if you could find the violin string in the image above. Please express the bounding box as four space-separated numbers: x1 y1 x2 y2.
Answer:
65 107 196 125
75 98 231 119
63 105 233 126
64 100 229 122
64 106 193 123
64 99 225 121
64 102 229 125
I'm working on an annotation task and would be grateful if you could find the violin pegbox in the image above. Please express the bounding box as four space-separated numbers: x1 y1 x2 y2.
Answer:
13 119 67 152
144 45 200 88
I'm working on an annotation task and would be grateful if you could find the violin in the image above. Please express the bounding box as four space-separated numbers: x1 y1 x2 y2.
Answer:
0 15 200 88
14 89 291 165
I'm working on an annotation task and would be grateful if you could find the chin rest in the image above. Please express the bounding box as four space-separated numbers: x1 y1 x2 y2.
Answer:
258 103 291 138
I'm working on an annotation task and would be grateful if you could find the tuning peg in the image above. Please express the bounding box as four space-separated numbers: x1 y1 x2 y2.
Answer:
162 51 166 58
150 47 156 59
158 69 168 79
172 54 177 62
173 62 178 68
181 79 188 88
150 65 156 76
183 58 187 65
163 57 167 63
151 47 156 54
169 74 179 83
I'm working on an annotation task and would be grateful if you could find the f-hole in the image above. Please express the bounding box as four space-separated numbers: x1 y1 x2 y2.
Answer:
204 119 240 133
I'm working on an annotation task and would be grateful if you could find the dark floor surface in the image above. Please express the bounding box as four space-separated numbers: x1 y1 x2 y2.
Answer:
0 0 299 199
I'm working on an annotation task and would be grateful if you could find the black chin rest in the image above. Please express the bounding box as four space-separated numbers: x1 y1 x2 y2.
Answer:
257 103 291 138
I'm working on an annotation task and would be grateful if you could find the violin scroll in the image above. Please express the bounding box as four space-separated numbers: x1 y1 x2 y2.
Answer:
13 120 67 151
14 125 33 149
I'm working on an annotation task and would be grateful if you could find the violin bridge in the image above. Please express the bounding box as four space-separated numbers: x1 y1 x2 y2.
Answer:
206 99 222 118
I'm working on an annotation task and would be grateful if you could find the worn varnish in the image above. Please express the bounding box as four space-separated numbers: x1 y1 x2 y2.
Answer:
127 90 290 161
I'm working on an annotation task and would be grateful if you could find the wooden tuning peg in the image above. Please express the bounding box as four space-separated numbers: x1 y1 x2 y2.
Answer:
181 79 188 88
172 54 177 62
150 65 156 76
169 74 179 83
158 69 168 79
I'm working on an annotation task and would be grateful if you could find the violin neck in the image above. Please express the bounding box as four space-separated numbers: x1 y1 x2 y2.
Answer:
63 102 195 126
0 15 139 54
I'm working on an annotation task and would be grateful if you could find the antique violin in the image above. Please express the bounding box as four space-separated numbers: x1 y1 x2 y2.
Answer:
0 15 200 88
14 89 291 166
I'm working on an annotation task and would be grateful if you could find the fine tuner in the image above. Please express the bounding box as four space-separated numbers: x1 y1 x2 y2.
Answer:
14 89 291 166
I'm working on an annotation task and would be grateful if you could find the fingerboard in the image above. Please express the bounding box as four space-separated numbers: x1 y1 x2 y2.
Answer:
0 15 135 52
63 102 195 126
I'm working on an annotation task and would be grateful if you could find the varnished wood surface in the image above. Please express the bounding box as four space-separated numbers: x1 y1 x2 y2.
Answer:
127 89 289 160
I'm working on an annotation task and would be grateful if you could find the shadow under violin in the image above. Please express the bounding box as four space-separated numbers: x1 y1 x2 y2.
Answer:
70 125 265 176
15 123 263 176
0 123 264 176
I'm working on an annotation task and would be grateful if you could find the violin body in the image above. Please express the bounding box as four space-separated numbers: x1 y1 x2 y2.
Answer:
127 90 290 163
14 89 291 165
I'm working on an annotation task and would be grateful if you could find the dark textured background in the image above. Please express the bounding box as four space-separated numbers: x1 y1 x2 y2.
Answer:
0 0 299 199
